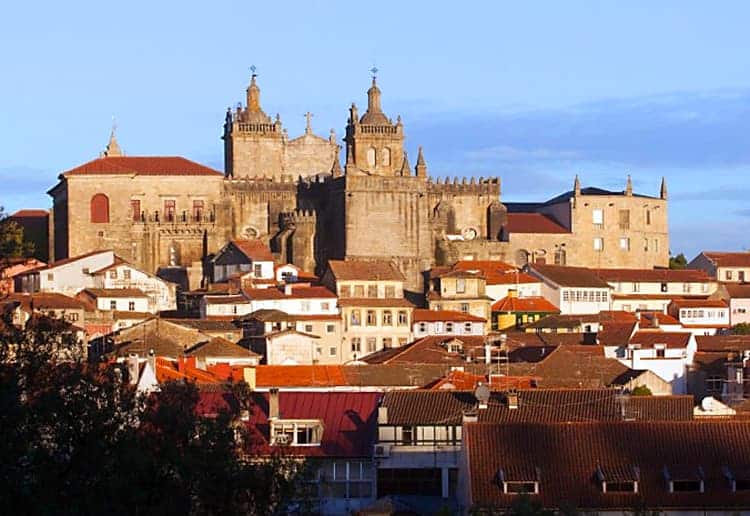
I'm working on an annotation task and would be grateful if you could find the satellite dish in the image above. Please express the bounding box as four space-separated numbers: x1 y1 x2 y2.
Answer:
474 382 491 405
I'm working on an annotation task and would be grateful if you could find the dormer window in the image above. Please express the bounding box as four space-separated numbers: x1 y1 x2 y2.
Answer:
724 466 750 492
597 465 639 493
444 339 463 354
497 467 540 495
270 419 324 446
664 466 704 493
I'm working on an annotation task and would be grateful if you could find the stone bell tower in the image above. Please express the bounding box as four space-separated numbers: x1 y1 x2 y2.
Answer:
344 72 405 176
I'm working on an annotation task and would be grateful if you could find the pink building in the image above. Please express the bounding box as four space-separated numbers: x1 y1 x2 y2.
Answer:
723 283 750 327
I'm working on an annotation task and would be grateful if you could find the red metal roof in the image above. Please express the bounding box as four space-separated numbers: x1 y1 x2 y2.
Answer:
62 156 222 177
505 213 569 234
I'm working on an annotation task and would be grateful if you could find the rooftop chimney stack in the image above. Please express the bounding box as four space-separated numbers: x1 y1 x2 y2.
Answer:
507 392 519 410
269 387 280 419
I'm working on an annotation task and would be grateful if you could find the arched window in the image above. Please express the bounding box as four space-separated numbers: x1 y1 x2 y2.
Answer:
382 147 391 166
90 194 110 223
367 147 376 167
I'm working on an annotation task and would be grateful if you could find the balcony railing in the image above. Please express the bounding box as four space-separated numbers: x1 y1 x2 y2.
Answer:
132 211 216 225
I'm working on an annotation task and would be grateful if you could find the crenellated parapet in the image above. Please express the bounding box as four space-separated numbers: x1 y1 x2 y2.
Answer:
429 176 501 197
280 208 317 228
344 174 429 193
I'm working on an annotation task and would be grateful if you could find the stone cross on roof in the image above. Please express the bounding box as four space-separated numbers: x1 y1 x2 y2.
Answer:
304 112 313 134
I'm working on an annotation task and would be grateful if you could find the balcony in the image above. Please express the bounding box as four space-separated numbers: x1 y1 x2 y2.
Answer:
132 211 216 225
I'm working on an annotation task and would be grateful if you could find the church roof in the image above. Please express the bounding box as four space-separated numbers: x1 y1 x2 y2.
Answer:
62 156 222 177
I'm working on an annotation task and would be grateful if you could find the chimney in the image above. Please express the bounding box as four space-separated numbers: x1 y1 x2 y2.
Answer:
378 405 388 424
243 367 256 390
507 392 519 410
127 353 139 385
269 387 280 419
462 410 478 424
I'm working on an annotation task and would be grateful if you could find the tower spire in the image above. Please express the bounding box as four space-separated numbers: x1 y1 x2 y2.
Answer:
399 151 411 177
103 118 122 157
574 174 581 196
246 66 263 113
331 146 343 178
415 146 427 177
660 176 668 200
345 144 356 175
625 174 633 196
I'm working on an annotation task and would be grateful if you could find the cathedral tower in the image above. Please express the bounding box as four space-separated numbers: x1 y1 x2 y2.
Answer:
344 75 406 176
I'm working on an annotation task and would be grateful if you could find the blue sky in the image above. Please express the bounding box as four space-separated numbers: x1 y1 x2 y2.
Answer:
1 1 749 258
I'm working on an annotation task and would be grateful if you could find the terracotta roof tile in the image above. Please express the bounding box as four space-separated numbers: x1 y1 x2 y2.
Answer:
81 288 147 298
185 337 259 359
703 251 750 267
669 299 728 309
7 292 86 310
466 421 750 510
413 308 486 322
595 268 712 282
62 156 222 177
505 213 569 234
492 296 559 313
10 209 48 218
629 331 692 349
724 283 750 298
696 335 750 352
327 259 405 281
231 239 275 262
530 264 612 288
363 335 487 365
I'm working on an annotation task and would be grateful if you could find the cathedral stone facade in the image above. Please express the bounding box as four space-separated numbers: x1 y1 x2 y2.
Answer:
48 73 669 292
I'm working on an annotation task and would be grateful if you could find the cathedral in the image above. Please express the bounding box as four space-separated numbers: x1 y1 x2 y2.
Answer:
48 72 669 291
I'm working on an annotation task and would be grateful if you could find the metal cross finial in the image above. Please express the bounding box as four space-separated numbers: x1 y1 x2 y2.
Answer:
370 66 378 78
250 64 257 76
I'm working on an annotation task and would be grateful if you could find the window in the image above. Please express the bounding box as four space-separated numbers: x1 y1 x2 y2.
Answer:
397 311 408 326
645 209 651 225
90 193 110 223
123 269 131 280
618 209 630 229
326 324 335 334
164 200 176 222
366 337 376 352
382 147 391 166
366 310 376 326
654 239 659 253
619 237 630 251
351 338 361 353
661 282 668 293
329 346 337 356
671 480 703 493
726 270 733 281
128 301 135 311
109 270 118 279
593 237 604 251
300 300 311 312
271 421 323 446
367 147 376 167
340 285 351 297
418 322 427 333
563 290 570 302
131 199 141 222
604 481 637 493
110 300 117 310
655 347 665 358
47 272 54 282
367 285 378 298
354 285 365 297
464 322 472 333
253 263 262 277
456 278 466 294
460 303 469 313
67 313 79 322
592 208 603 226
385 285 395 298
304 324 313 333
382 337 392 348
643 238 649 251
351 310 361 326
504 482 539 495
383 310 393 326
401 426 415 445
631 282 639 293
683 283 691 294
192 200 204 221
446 322 454 333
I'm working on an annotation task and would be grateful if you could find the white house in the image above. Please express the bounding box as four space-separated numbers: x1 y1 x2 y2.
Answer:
90 259 177 312
411 309 486 339
451 260 543 302
527 264 612 315
199 285 338 319
596 268 717 313
604 330 697 394
668 299 730 336
210 239 275 283
79 288 150 313
17 250 117 296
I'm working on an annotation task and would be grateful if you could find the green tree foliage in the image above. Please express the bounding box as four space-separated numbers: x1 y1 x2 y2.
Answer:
0 206 34 262
668 253 688 270
631 385 653 396
732 323 750 335
509 493 554 516
0 312 304 515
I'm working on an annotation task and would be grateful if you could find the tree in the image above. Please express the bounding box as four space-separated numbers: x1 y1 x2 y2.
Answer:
732 323 750 335
0 312 305 515
0 206 34 262
631 385 653 396
668 253 688 270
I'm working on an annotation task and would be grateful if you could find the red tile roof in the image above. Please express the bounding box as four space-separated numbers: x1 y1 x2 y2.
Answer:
231 239 275 262
696 335 750 352
505 213 569 234
595 268 712 283
669 299 728 309
413 308 486 323
428 370 538 391
80 288 147 298
327 259 405 281
629 331 692 349
10 209 48 218
363 335 488 365
491 296 559 313
254 365 348 387
62 156 222 177
724 283 750 298
703 251 750 267
530 264 612 288
465 421 750 510
7 292 86 311
244 392 381 457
